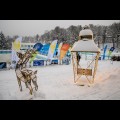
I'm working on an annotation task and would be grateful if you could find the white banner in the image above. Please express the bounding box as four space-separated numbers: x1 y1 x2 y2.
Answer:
11 37 22 64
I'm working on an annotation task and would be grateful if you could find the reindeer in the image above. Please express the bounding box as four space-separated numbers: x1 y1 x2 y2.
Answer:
15 49 38 95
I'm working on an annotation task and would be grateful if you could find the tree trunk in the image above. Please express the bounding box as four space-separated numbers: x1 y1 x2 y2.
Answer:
117 35 119 48
98 39 100 48
102 35 104 49
112 37 115 48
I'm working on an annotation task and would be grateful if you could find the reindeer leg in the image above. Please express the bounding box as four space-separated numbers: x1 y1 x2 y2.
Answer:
31 71 38 91
25 82 28 88
26 81 33 95
17 78 22 91
32 77 38 91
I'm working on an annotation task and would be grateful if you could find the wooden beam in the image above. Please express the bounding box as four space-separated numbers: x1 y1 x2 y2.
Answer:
92 52 100 83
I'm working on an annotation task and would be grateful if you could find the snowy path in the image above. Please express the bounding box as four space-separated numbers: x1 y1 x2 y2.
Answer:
0 60 120 100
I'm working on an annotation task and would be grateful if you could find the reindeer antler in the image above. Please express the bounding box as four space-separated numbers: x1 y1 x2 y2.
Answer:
29 49 37 54
17 52 23 59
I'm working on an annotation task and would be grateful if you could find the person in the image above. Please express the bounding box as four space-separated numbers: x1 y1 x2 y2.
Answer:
8 62 11 70
65 56 69 65
48 59 52 65
56 51 58 56
77 53 81 65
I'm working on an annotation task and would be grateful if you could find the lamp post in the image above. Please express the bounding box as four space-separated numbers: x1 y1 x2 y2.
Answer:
71 26 100 86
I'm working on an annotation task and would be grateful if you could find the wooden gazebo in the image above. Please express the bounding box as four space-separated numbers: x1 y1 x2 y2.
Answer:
71 26 100 85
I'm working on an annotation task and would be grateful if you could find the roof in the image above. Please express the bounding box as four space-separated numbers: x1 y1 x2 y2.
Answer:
21 43 36 45
79 29 93 37
79 26 93 40
71 39 100 53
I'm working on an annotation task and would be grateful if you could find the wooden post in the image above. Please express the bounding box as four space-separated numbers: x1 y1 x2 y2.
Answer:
92 52 100 83
71 52 76 83
72 51 100 85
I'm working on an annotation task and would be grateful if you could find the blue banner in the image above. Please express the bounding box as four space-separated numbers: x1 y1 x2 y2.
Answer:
0 62 6 69
107 47 115 59
33 60 44 66
39 43 59 56
110 47 115 52
40 44 50 55
51 59 58 64
33 43 43 52
103 45 107 60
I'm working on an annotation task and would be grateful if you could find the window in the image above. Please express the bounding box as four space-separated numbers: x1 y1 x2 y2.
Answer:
80 35 92 40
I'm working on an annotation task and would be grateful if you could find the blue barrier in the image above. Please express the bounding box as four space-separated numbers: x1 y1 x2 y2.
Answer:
51 59 58 64
33 60 44 66
0 62 7 69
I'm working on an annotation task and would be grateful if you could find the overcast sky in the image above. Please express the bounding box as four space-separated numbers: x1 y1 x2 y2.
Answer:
0 20 119 36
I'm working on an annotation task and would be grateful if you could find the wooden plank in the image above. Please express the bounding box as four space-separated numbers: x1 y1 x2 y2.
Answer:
77 68 92 76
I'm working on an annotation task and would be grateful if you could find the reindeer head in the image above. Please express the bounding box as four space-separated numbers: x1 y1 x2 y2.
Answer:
16 52 24 65
17 49 37 65
17 52 23 59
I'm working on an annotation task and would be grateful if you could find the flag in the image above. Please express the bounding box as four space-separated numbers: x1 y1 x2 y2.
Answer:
47 40 58 60
108 47 115 57
33 43 43 52
29 43 43 63
68 47 72 56
30 51 38 63
103 45 107 60
57 42 63 57
60 44 70 60
12 37 22 51
11 37 22 64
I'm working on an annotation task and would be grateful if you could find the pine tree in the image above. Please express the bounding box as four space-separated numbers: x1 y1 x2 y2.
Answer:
0 32 6 49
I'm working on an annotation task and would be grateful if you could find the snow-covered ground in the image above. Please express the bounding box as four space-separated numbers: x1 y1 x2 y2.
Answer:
0 59 120 100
